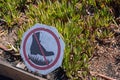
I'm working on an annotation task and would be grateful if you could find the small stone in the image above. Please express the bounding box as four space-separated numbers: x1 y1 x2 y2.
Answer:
16 62 26 69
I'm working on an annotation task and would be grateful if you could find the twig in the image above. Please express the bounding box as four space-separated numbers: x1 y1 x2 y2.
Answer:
90 71 116 80
0 44 20 56
0 44 8 51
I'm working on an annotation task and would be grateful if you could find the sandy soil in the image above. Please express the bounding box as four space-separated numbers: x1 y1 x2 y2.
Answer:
89 25 120 80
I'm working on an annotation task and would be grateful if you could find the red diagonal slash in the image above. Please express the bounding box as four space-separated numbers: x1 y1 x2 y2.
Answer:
33 32 49 65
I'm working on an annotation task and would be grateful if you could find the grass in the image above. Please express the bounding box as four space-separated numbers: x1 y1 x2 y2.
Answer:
0 0 118 79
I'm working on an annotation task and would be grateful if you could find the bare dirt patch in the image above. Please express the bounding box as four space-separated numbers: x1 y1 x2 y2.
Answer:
89 27 120 80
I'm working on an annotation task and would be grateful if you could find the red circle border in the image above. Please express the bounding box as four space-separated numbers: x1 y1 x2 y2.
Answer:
23 28 61 70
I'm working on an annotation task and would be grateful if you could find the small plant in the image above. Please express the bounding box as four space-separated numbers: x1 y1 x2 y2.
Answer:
0 0 21 28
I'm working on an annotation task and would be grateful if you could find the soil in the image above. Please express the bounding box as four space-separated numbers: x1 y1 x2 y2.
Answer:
89 24 120 80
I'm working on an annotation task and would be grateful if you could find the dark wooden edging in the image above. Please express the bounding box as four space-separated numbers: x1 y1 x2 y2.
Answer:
0 60 47 80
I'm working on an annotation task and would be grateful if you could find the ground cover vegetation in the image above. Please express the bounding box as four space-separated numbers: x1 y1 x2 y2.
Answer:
0 0 120 79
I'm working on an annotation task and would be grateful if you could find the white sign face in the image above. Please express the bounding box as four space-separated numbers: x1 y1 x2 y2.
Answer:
20 23 65 75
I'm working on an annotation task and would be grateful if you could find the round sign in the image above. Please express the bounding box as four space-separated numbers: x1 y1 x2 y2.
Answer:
20 23 65 75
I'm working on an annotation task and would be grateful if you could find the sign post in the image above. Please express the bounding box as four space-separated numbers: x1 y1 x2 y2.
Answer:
20 23 65 75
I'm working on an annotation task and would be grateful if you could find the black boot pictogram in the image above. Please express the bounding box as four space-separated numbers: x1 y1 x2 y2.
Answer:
29 32 54 65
